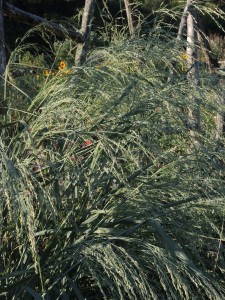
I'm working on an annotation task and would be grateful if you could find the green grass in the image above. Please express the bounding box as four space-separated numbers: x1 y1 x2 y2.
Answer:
1 12 225 299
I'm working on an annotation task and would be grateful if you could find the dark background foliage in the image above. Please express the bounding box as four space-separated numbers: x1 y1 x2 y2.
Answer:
4 0 225 53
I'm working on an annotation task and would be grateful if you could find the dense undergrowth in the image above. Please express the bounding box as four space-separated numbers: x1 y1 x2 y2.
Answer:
1 9 225 300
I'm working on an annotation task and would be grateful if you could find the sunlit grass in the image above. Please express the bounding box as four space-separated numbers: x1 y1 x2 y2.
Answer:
1 12 225 299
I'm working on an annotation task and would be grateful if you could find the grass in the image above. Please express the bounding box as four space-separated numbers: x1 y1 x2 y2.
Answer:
1 8 225 299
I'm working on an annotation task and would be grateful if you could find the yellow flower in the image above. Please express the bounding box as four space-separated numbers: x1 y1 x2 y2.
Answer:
58 61 67 70
182 53 188 60
43 69 50 76
36 75 40 80
51 72 55 76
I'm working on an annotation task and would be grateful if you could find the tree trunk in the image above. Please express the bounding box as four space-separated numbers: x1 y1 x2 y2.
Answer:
215 82 225 140
177 0 192 41
124 0 135 38
215 107 224 140
75 0 95 66
4 2 84 43
186 9 201 144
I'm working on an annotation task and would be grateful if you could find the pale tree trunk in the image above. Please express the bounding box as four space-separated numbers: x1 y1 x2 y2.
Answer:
75 0 95 66
186 9 201 144
215 83 225 140
215 104 224 140
177 0 192 41
170 0 192 84
124 0 135 38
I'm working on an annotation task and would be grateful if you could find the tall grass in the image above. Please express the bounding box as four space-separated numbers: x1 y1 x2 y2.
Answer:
1 12 225 299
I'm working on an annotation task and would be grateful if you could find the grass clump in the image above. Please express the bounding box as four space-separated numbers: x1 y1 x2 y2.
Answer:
1 18 225 299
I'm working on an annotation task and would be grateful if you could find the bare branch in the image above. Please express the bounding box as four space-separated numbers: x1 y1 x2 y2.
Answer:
3 2 84 43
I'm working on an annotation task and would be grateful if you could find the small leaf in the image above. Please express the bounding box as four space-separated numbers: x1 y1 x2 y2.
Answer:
81 210 107 225
94 227 115 234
